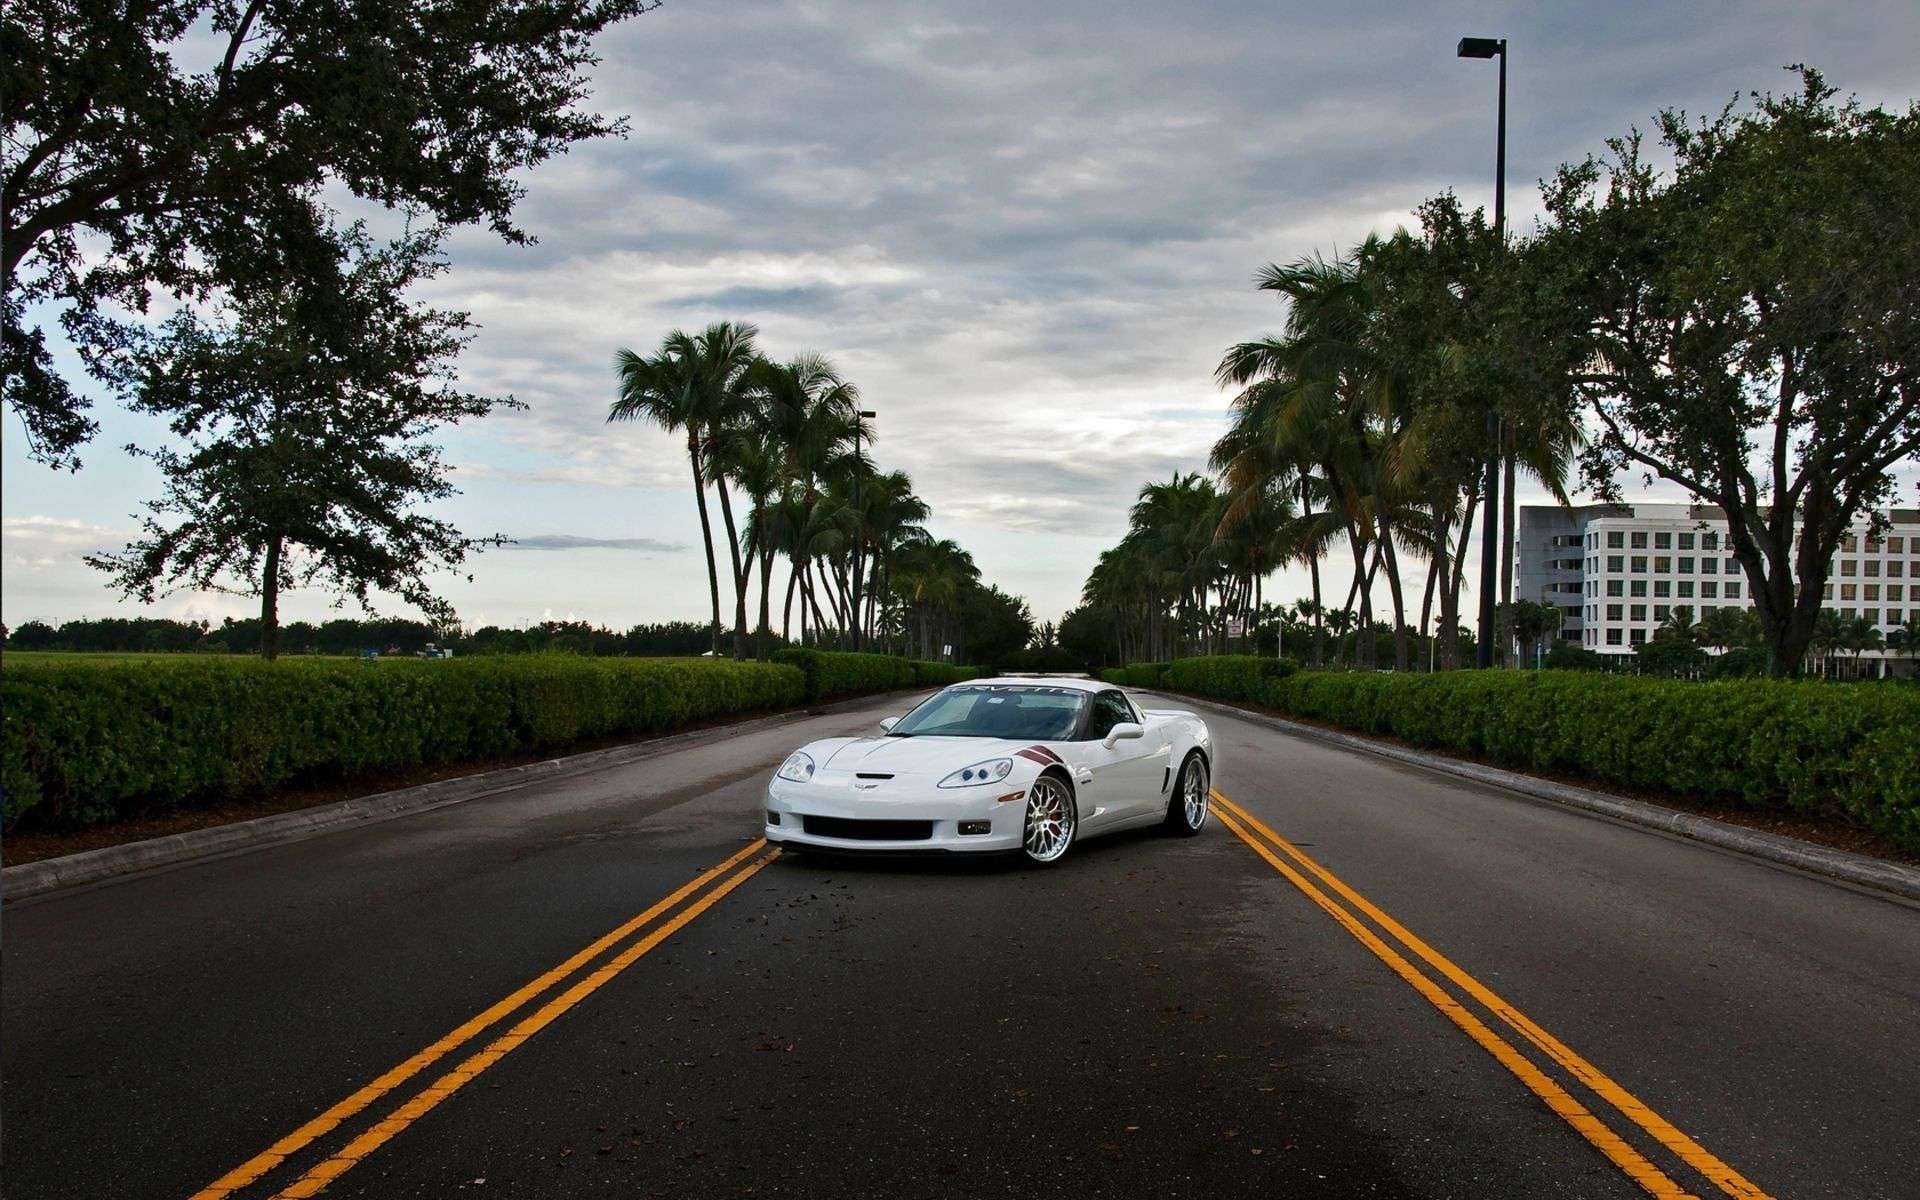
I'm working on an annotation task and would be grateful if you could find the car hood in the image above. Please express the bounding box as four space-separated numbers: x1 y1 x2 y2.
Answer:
818 735 1033 780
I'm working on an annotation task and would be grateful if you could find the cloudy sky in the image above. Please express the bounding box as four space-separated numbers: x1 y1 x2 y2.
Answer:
6 1 1919 632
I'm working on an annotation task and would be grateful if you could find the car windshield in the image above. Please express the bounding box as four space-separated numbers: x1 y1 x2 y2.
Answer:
888 685 1086 740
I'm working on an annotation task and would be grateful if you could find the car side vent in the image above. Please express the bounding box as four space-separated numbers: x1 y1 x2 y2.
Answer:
855 772 895 780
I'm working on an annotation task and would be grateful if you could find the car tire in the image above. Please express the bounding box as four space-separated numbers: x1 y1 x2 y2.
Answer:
1164 753 1208 836
1021 772 1077 866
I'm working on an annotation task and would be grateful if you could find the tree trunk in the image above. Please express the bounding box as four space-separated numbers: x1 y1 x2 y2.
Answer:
1499 425 1517 667
710 473 749 659
756 544 775 660
782 557 800 643
1376 515 1410 671
687 432 722 656
259 533 284 661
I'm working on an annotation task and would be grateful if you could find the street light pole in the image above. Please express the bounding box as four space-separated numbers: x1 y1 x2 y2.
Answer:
1458 35 1507 669
850 409 877 652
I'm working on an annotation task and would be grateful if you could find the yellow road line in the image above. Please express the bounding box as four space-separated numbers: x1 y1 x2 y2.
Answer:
1212 792 1775 1200
272 848 780 1199
190 839 769 1200
1210 805 1700 1200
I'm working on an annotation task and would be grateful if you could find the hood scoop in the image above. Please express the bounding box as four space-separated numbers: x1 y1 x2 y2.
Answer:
855 772 895 780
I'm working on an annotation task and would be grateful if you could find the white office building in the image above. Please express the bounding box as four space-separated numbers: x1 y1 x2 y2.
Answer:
1516 502 1920 668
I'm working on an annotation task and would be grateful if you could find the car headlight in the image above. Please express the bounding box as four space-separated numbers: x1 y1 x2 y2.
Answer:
775 752 816 784
939 757 1014 788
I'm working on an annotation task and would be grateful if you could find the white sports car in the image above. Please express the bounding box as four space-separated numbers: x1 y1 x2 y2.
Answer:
764 677 1214 865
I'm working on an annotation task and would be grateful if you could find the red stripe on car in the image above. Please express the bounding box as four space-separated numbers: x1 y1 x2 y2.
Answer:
1017 745 1062 765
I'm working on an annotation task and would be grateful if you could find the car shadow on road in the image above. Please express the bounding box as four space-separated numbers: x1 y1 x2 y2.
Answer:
770 823 1183 877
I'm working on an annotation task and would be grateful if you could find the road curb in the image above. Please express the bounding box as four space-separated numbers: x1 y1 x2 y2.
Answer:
3 690 917 903
1136 688 1920 905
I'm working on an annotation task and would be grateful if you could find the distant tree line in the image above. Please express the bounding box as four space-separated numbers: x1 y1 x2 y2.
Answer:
0 611 1048 666
4 618 743 658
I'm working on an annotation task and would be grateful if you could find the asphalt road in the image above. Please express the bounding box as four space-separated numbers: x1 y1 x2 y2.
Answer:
4 689 1916 1199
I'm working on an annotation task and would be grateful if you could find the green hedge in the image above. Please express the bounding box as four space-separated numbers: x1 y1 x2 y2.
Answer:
1099 662 1169 688
772 649 978 702
1 655 806 830
1116 657 1920 852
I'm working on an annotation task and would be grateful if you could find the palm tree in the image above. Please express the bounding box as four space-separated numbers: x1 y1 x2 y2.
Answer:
610 345 724 655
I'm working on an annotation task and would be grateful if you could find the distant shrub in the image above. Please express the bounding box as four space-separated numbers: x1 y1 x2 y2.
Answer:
771 649 976 702
1150 660 1920 853
1100 662 1169 687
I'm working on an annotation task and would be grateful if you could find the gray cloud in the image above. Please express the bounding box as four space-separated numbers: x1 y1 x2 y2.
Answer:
505 534 686 553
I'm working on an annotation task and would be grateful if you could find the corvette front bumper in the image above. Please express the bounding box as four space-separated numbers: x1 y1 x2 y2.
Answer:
763 779 1028 853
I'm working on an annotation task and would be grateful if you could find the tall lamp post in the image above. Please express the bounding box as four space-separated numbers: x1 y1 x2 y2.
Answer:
850 409 877 651
1457 35 1506 669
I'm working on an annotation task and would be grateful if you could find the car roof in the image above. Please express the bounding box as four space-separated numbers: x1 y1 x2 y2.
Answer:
951 676 1111 693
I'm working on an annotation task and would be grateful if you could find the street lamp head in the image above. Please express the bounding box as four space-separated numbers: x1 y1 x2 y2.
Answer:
1456 36 1503 59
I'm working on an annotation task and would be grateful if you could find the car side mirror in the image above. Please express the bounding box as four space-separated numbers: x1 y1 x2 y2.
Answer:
878 716 900 732
1103 721 1144 748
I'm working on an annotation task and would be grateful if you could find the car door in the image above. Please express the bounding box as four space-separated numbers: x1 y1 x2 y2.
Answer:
1080 689 1167 822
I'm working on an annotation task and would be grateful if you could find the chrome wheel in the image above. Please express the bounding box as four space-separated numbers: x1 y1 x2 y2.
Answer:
1165 754 1208 836
1023 776 1075 864
1182 758 1209 830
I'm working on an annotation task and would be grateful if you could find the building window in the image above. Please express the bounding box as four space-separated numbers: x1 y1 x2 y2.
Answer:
1890 560 1904 578
1842 607 1856 619
1678 556 1694 573
1631 556 1647 573
1702 581 1719 599
1841 583 1857 601
1606 604 1623 621
1607 628 1623 646
1678 581 1694 598
1701 558 1717 575
1654 604 1670 621
1679 532 1696 550
1607 555 1624 572
1654 532 1671 549
1865 560 1880 577
1629 628 1647 645
1841 560 1857 576
1723 557 1738 573
1862 608 1878 626
1823 583 1834 599
1702 531 1719 550
1725 581 1742 599
1889 536 1904 553
1630 604 1647 621
1654 556 1671 573
1890 585 1905 602
1865 584 1880 601
1607 531 1624 549
1630 531 1647 549
1630 580 1647 597
1842 534 1858 553
1607 580 1624 597
1654 580 1671 598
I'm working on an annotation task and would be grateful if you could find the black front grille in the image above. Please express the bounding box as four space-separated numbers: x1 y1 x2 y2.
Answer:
802 815 933 841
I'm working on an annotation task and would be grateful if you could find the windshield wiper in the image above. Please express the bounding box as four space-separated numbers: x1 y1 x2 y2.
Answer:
885 730 915 737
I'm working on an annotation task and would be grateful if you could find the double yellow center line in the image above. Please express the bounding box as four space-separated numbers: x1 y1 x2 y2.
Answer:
191 840 779 1200
1211 791 1774 1200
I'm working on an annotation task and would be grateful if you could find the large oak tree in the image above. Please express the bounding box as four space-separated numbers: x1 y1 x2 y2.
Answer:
88 220 515 658
1542 68 1920 675
3 0 656 466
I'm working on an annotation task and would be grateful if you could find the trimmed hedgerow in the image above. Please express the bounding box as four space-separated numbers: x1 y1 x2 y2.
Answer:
1164 655 1297 703
772 649 978 702
1100 662 1169 688
1 655 806 830
1125 658 1920 853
